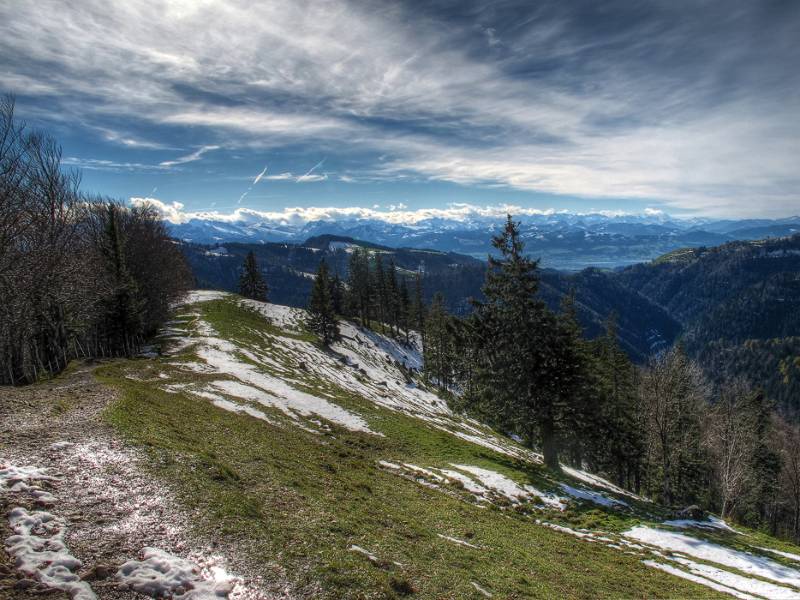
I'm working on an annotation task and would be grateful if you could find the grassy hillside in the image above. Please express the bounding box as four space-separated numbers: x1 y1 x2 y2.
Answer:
96 292 800 598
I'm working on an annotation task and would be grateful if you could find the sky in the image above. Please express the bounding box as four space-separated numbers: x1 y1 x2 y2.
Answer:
1 0 799 222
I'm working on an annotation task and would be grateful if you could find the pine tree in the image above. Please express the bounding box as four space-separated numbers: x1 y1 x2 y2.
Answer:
386 259 400 336
467 215 562 470
101 203 142 355
307 259 339 345
423 292 451 387
329 272 344 315
412 273 426 344
398 277 411 344
239 251 268 301
347 248 371 326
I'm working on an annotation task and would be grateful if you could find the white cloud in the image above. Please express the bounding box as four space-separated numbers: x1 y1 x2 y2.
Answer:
265 172 293 180
159 145 220 167
2 1 798 216
130 197 574 226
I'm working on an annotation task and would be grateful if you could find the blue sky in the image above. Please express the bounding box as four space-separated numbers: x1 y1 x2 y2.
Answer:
1 0 798 222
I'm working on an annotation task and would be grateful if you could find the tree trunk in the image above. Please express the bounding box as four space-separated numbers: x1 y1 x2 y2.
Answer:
541 418 560 471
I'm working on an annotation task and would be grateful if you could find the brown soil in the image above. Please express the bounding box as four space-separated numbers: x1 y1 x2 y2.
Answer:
0 362 283 599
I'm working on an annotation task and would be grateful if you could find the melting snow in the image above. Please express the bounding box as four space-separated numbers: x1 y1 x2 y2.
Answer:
450 465 529 503
117 547 236 598
559 483 628 508
758 547 800 563
561 465 649 502
437 534 481 549
663 515 738 532
642 560 759 600
1 463 96 600
626 525 800 589
183 290 230 304
669 555 800 599
471 581 493 597
5 507 97 600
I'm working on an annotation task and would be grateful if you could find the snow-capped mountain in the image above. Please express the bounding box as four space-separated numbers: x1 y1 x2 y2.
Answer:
165 211 800 271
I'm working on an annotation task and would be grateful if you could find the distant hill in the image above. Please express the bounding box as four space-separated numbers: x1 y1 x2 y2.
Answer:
181 236 678 361
166 211 800 271
617 235 800 413
182 233 800 413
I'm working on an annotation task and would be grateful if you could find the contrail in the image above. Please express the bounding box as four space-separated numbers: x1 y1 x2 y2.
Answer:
297 158 325 182
239 164 269 204
252 164 268 185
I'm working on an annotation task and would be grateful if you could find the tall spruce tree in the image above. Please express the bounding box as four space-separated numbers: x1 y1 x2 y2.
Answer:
307 259 339 345
423 292 451 387
239 251 268 301
467 215 562 469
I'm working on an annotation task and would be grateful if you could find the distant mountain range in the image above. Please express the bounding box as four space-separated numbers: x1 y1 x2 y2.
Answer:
167 212 800 270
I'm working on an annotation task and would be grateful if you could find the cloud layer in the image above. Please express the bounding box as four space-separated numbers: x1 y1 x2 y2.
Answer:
2 0 799 216
132 197 641 227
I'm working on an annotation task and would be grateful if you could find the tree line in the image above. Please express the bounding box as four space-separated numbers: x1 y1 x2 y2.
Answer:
401 216 800 542
237 204 800 542
0 97 192 385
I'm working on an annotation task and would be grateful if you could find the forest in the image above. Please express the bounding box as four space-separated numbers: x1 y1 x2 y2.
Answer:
0 98 192 385
285 216 800 544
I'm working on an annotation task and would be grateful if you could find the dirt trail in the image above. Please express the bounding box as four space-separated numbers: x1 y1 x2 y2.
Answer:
0 362 281 599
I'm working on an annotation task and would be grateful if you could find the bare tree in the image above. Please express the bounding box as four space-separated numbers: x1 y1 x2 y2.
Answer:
704 379 757 518
639 346 708 505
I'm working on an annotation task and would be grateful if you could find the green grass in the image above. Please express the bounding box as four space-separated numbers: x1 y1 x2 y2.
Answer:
98 297 730 598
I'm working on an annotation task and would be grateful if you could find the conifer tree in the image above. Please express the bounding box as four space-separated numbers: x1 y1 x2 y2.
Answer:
467 215 562 469
412 273 426 344
307 259 339 345
101 203 142 354
423 292 458 389
386 259 400 336
329 272 344 315
347 247 371 326
398 277 411 343
239 251 268 301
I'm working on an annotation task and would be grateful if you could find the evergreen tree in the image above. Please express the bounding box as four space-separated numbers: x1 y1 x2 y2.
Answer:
386 259 400 336
239 251 268 301
467 215 562 470
423 292 451 387
398 278 411 343
412 273 426 344
329 272 344 315
101 203 142 354
307 259 339 345
593 315 644 490
347 247 371 326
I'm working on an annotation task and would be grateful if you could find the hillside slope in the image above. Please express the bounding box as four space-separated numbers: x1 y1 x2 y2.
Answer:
618 235 800 410
182 238 677 360
4 292 798 598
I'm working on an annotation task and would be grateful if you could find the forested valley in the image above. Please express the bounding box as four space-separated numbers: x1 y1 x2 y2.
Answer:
281 216 800 544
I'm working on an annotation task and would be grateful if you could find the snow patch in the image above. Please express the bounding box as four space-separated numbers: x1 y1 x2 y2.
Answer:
559 483 628 509
183 290 229 304
437 534 481 549
641 560 759 600
663 515 738 532
117 547 236 599
5 507 97 600
450 465 529 503
625 525 800 588
758 547 800 563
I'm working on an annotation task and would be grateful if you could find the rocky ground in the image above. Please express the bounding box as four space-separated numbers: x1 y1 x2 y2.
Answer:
0 362 281 599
